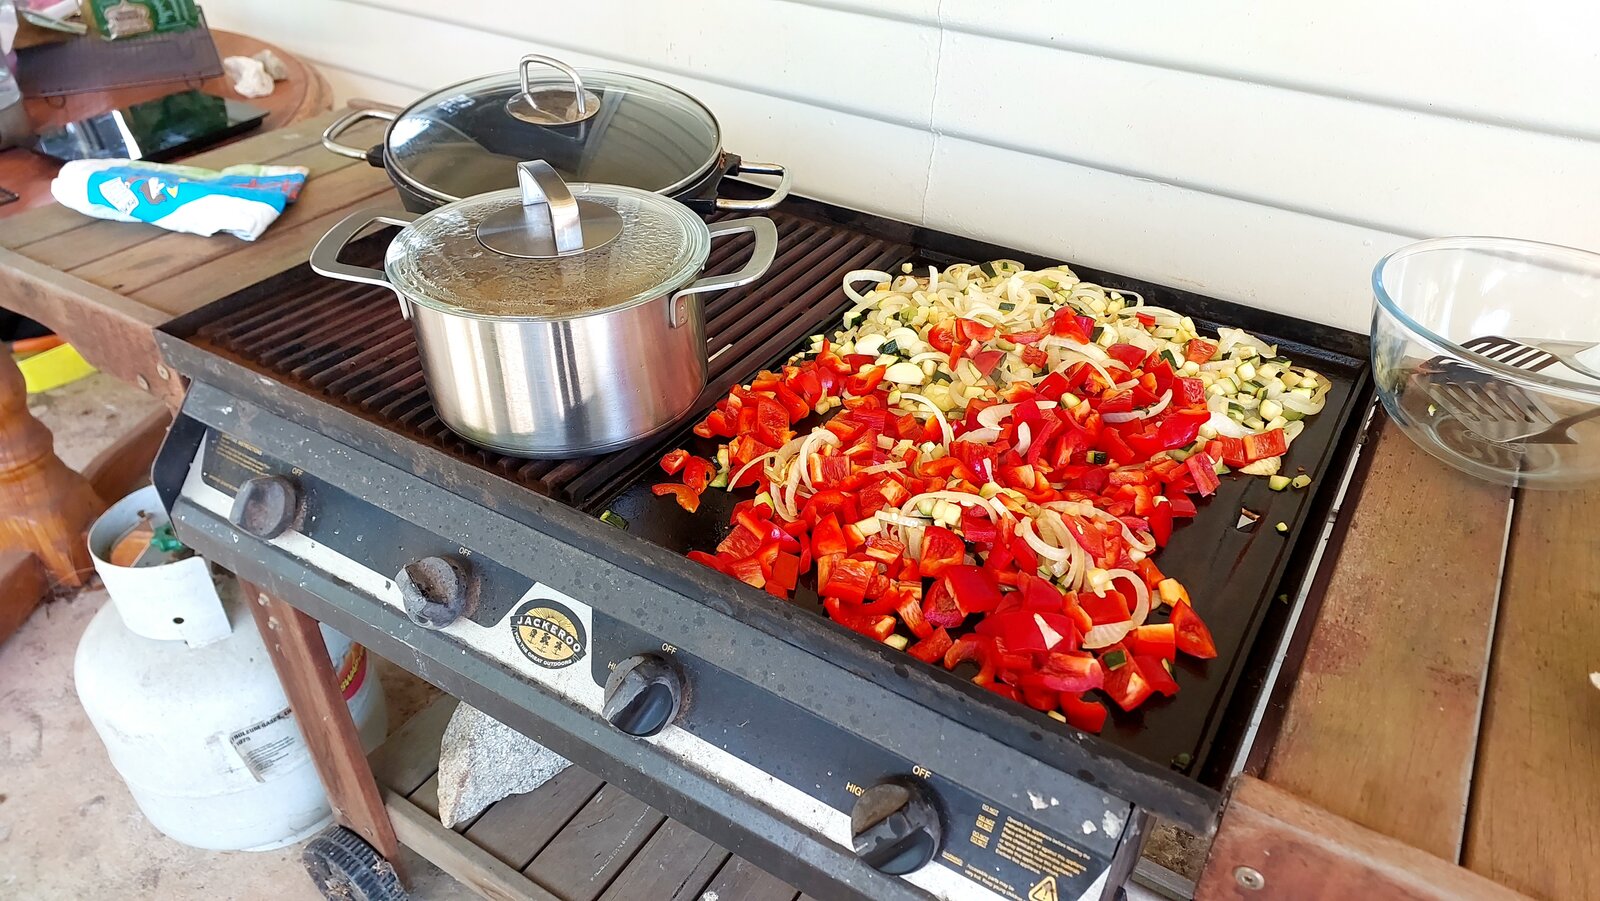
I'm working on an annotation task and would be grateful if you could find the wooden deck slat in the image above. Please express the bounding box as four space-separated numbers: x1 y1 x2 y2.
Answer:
1265 422 1512 861
370 694 457 796
465 766 607 870
523 783 667 901
411 773 442 818
386 789 558 901
699 856 802 901
597 819 729 901
1463 485 1600 900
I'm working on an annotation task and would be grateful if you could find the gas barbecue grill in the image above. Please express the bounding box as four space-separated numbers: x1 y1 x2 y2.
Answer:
150 192 1373 901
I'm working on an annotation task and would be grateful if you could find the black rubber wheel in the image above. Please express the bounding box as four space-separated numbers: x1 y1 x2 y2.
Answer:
301 826 408 901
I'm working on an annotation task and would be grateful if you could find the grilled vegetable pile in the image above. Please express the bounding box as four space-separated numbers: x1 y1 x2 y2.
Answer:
652 261 1329 730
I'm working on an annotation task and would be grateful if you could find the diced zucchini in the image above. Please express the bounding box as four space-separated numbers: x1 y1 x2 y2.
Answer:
1265 416 1288 431
1291 474 1312 489
1259 399 1283 420
1237 361 1257 381
600 510 630 529
1086 451 1109 465
999 301 1016 312
854 516 883 536
880 339 900 355
1102 649 1129 670
1267 475 1291 491
884 634 910 650
1275 521 1289 534
1244 416 1265 430
1090 325 1107 342
709 472 729 489
754 491 774 509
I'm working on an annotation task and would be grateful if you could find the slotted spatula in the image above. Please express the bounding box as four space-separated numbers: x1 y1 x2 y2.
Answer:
1419 360 1600 445
1462 335 1600 382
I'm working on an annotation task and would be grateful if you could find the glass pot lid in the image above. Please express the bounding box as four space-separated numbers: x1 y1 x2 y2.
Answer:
386 55 724 204
385 161 711 321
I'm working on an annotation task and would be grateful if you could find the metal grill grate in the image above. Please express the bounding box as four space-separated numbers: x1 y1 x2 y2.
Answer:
191 210 910 504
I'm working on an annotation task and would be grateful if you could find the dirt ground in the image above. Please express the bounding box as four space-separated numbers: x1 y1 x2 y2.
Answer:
1 373 469 900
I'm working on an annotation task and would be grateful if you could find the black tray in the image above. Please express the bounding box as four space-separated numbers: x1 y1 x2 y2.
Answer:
600 193 1374 785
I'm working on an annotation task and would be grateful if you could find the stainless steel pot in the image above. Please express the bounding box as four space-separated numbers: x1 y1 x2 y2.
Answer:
321 54 790 215
309 161 777 457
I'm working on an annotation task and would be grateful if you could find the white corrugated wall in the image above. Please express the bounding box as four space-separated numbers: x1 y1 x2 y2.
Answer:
204 0 1600 330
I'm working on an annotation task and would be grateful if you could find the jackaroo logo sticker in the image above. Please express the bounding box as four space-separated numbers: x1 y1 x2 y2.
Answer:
510 599 586 669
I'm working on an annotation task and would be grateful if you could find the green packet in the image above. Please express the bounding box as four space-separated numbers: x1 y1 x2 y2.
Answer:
88 0 201 40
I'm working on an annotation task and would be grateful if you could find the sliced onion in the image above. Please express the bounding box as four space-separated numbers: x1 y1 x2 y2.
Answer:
876 510 929 529
902 491 998 519
1102 389 1172 424
1100 569 1151 627
958 427 1001 444
1015 422 1034 457
860 461 907 474
976 400 1058 430
1216 326 1276 359
729 451 780 492
1082 621 1136 649
899 393 954 446
1277 392 1324 416
1019 518 1071 563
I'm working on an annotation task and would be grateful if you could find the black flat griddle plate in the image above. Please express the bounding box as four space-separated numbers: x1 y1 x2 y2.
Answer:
604 204 1370 782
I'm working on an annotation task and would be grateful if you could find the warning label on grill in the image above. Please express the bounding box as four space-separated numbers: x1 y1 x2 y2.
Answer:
954 802 1094 901
204 432 273 495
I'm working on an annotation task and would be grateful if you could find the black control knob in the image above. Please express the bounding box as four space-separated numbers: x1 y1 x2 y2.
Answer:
396 556 476 628
851 780 942 875
229 475 298 539
602 655 683 737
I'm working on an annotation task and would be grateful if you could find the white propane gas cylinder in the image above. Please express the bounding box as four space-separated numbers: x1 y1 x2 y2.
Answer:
74 575 387 852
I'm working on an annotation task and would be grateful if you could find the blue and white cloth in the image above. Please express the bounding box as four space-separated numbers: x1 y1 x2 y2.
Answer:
51 159 310 241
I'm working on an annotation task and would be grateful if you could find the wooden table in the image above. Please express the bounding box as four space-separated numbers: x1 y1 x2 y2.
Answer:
0 30 331 219
0 35 330 640
0 114 1592 900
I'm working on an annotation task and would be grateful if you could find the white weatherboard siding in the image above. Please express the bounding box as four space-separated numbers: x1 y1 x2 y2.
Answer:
204 0 1600 331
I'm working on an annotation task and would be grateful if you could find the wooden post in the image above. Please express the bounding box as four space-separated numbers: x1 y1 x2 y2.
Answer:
0 549 48 644
0 347 104 593
242 581 403 872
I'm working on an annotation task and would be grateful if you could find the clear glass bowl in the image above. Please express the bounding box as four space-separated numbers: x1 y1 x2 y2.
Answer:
1372 237 1600 487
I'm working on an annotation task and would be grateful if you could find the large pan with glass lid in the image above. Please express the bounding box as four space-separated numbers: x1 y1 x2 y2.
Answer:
308 160 778 457
321 54 790 215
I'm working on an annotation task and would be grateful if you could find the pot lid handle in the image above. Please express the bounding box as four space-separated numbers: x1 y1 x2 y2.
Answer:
475 160 623 259
507 54 600 126
518 160 585 254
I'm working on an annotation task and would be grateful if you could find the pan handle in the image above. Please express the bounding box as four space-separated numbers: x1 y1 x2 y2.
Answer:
713 161 791 212
310 209 418 309
322 108 398 160
670 217 778 327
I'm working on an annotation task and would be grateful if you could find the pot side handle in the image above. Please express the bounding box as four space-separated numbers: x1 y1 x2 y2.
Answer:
713 161 792 212
310 209 417 290
671 217 779 327
321 107 398 161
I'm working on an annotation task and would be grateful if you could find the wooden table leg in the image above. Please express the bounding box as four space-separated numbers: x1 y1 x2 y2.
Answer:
0 548 47 644
0 348 104 593
243 581 403 871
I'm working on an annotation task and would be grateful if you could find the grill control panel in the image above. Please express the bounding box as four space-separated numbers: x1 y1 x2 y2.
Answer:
181 428 1136 901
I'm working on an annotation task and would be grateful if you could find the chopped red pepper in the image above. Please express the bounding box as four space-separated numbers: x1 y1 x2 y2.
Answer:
1102 656 1155 711
811 514 848 558
823 556 875 604
1185 452 1222 497
660 449 690 475
652 483 700 513
1021 653 1104 693
908 627 953 663
1171 602 1218 659
943 634 998 684
845 365 888 396
918 526 965 578
1126 623 1176 661
1135 655 1179 696
1061 694 1109 733
681 456 716 494
1242 428 1287 463
922 579 964 629
1184 338 1217 363
942 565 1002 616
1081 589 1131 625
